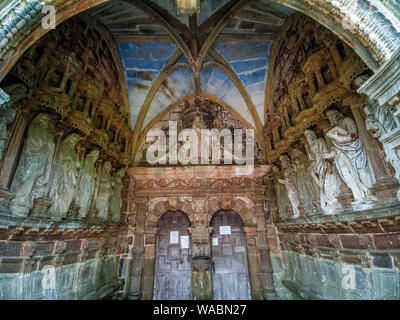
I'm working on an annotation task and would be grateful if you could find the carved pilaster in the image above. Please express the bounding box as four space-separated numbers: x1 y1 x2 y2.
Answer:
128 196 147 300
243 226 263 300
254 198 277 299
0 103 31 189
190 225 213 300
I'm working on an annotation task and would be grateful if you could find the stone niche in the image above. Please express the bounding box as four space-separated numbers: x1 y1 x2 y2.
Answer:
0 15 133 299
263 14 400 300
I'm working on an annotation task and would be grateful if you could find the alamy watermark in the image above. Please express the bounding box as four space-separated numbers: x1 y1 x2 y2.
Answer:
42 5 56 30
145 121 255 175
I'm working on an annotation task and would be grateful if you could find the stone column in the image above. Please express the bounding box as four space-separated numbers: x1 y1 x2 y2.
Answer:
358 48 400 186
128 196 147 300
243 226 263 300
141 226 159 300
253 195 277 299
345 94 394 185
0 104 31 189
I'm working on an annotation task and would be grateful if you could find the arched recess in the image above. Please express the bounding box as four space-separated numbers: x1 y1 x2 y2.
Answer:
1 0 399 84
145 197 195 228
206 196 256 228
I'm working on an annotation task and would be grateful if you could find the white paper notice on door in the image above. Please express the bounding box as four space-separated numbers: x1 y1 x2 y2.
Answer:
180 236 189 249
170 231 179 244
212 237 219 246
219 226 231 235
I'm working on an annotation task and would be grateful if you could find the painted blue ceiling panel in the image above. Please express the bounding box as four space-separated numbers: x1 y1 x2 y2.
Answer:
142 67 194 130
213 41 271 125
117 42 178 127
201 67 255 128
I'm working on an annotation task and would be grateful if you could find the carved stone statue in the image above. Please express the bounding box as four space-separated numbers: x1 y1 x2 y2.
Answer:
96 161 112 221
289 148 319 215
365 102 400 183
75 149 100 218
272 165 291 220
110 168 126 223
304 129 342 214
0 83 27 159
10 113 55 216
279 155 301 218
49 133 82 218
325 110 377 205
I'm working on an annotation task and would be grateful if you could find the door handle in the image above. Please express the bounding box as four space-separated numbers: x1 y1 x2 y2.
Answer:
212 261 215 273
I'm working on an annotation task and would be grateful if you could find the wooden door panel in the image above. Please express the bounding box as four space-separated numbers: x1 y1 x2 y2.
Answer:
154 211 192 300
211 211 251 300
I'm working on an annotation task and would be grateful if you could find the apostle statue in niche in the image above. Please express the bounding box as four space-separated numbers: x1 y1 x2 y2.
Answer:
304 129 342 213
364 103 400 184
75 149 100 219
49 133 82 218
110 168 126 223
279 155 301 218
10 113 55 216
289 148 319 215
96 161 112 221
325 109 377 205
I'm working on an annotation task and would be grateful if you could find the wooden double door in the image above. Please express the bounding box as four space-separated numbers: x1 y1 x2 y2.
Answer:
153 210 251 300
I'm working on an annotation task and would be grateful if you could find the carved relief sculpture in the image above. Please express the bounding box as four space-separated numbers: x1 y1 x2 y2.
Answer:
279 155 301 218
75 149 100 218
325 110 377 205
272 165 291 220
110 168 126 223
364 102 400 183
49 133 82 218
290 148 319 215
304 129 342 214
10 113 55 216
96 161 112 221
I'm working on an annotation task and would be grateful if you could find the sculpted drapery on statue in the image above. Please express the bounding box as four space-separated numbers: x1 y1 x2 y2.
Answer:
110 168 126 223
279 155 301 218
289 148 319 215
325 110 377 205
49 133 82 218
364 102 400 183
96 161 112 221
304 129 342 214
10 113 55 216
75 149 100 218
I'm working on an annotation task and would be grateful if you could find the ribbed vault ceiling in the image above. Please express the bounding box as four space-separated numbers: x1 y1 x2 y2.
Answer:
85 0 295 156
